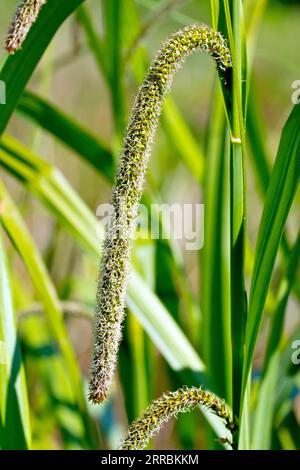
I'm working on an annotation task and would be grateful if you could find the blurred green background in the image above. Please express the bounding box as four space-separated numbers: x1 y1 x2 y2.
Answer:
0 0 299 450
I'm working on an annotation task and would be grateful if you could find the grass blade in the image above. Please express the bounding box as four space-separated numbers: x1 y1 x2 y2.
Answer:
102 0 125 139
0 0 85 136
243 104 300 401
0 181 92 447
202 86 232 404
20 314 95 449
247 81 300 301
251 352 280 449
246 87 271 196
217 0 248 420
127 272 204 372
18 90 114 181
0 232 31 449
263 233 300 374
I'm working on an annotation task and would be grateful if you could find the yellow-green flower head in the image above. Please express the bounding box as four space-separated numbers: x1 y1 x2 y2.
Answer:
89 25 232 404
120 386 237 450
6 0 47 54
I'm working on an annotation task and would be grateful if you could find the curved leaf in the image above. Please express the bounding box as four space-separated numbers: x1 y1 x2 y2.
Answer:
243 104 300 400
0 232 31 449
0 0 86 136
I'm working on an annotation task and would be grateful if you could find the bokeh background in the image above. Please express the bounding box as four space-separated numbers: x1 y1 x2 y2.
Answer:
0 0 299 449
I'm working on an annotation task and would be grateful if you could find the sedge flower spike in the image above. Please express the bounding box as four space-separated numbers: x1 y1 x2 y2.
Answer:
89 25 232 404
6 0 47 54
120 386 237 450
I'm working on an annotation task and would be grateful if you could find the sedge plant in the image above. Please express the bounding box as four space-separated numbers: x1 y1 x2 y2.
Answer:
0 0 298 451
88 24 232 405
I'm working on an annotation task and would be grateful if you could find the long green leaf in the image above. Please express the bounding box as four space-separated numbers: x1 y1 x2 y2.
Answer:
20 315 93 449
127 272 204 371
0 181 92 447
246 86 271 197
102 0 126 138
0 0 85 136
202 86 232 405
243 104 300 401
17 90 113 181
263 233 300 374
218 0 248 421
251 352 280 449
0 231 31 449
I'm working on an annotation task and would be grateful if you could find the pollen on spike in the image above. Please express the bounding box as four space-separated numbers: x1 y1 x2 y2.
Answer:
88 24 232 406
120 386 237 450
6 0 47 54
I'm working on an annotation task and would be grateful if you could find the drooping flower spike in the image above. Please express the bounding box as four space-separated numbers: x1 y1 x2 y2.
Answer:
89 24 232 404
6 0 47 54
120 386 238 450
